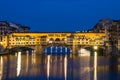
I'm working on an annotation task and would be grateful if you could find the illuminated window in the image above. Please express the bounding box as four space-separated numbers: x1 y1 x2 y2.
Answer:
82 42 84 44
26 42 28 44
86 42 88 44
37 39 39 41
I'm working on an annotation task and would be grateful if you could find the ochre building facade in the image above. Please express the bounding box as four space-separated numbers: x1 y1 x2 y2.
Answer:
1 32 106 49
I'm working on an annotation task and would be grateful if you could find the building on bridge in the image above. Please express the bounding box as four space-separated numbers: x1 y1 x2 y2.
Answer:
0 21 30 52
1 32 106 54
0 18 120 54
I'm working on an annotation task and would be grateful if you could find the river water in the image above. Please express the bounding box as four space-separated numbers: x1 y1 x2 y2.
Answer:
0 52 120 80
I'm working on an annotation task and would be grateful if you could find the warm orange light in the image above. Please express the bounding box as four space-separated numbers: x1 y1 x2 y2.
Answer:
17 52 21 76
94 51 97 80
0 42 2 45
93 46 98 50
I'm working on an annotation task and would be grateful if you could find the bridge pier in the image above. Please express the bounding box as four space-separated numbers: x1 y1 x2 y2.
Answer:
35 45 44 54
72 40 79 55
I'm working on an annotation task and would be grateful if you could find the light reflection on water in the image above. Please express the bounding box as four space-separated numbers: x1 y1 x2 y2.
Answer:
0 52 120 80
17 52 21 76
47 55 50 79
94 51 97 80
64 55 67 80
0 56 3 80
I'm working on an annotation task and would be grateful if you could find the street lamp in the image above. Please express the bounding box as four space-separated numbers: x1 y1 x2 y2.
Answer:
0 42 2 45
93 46 98 50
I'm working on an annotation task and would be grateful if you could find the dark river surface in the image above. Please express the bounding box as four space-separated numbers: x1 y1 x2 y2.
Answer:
0 52 120 80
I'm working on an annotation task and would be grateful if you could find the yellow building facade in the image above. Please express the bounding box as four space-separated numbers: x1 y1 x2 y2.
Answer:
1 32 106 49
74 32 106 46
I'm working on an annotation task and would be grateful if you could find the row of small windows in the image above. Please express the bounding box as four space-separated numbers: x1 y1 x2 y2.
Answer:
48 34 67 36
77 38 104 40
77 42 103 45
9 38 40 41
10 42 41 45
9 42 103 45
15 39 35 41
67 41 103 44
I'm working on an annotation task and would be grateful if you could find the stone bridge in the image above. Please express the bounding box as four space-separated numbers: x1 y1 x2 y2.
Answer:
1 32 106 54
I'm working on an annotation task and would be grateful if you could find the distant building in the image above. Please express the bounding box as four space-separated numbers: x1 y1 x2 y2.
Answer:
108 20 120 53
92 18 120 53
91 18 112 32
0 21 30 51
0 21 30 36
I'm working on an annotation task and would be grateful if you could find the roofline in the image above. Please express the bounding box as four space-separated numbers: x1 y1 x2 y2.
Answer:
12 32 105 33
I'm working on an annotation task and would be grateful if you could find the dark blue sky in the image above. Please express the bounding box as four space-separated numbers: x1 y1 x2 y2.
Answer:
0 0 120 32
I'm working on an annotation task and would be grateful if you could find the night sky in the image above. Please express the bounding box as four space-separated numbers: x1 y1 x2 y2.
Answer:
0 0 120 32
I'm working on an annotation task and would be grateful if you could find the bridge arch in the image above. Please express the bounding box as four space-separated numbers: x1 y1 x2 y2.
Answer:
48 38 54 43
49 38 54 41
9 46 34 54
55 38 60 44
55 38 60 41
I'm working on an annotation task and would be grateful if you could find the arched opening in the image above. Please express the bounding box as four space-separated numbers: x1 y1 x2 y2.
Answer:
9 46 34 54
44 46 71 55
78 48 91 56
55 38 60 43
61 38 67 43
49 38 54 43
61 38 66 43
55 38 60 41
62 38 65 41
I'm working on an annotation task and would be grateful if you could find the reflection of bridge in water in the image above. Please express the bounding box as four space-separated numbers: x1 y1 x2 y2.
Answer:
3 32 106 54
44 46 71 55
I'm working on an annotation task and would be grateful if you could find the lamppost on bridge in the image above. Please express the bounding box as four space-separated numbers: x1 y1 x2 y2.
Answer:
93 46 98 51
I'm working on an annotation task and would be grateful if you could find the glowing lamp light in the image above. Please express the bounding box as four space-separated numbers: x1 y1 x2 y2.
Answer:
47 39 49 41
94 46 98 50
49 41 53 43
64 38 67 41
0 42 2 44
